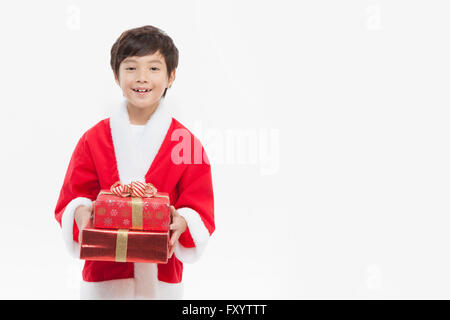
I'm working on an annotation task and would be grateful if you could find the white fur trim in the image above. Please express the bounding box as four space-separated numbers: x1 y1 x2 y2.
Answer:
109 97 173 184
80 278 135 300
79 273 184 299
157 280 184 300
134 263 184 299
134 263 158 298
61 197 93 258
174 207 211 263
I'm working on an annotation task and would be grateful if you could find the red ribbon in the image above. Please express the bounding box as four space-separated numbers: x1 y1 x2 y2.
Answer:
110 181 158 198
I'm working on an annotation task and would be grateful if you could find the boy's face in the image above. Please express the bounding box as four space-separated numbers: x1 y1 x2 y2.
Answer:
115 51 176 110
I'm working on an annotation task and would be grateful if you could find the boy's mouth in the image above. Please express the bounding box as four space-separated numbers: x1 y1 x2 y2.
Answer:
132 88 152 93
132 87 152 97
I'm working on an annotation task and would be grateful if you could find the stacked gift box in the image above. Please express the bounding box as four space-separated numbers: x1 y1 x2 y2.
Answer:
80 183 171 264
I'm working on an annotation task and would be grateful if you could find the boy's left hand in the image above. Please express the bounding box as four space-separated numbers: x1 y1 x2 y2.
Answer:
168 205 187 258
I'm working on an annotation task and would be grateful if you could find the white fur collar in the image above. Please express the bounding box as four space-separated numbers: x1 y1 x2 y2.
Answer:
109 98 173 184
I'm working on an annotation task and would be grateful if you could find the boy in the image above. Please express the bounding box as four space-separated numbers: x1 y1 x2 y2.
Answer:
54 25 215 299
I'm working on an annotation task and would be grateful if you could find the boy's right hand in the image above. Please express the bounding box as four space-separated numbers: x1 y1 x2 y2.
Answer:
74 205 93 243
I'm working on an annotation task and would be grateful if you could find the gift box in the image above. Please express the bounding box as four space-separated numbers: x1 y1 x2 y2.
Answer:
80 220 169 264
93 189 171 232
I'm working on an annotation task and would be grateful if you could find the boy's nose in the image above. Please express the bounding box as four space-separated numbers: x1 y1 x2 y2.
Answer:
136 71 149 82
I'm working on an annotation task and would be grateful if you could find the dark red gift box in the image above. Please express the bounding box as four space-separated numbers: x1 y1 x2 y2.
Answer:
80 220 169 263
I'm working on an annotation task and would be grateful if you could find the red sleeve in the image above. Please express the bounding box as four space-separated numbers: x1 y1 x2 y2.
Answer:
54 132 101 241
174 150 215 248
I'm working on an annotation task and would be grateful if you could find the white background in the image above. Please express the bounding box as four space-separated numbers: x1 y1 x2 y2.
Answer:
0 0 449 299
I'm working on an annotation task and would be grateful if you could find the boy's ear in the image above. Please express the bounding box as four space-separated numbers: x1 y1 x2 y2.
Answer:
114 73 120 86
168 69 176 88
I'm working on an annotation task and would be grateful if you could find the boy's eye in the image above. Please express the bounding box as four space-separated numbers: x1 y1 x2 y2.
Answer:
125 67 158 71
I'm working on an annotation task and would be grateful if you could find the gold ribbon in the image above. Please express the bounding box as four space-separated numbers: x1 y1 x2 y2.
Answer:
131 197 143 230
115 229 128 262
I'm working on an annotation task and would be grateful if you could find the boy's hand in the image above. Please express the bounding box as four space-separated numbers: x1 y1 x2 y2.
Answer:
168 206 187 259
74 205 93 243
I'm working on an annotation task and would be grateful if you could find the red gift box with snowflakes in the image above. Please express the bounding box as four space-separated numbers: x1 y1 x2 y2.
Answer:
92 182 171 232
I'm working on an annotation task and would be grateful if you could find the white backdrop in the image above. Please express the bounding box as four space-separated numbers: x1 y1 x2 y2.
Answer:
0 0 449 299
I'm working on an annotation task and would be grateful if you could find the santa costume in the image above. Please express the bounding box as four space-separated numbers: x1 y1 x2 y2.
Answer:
54 98 215 299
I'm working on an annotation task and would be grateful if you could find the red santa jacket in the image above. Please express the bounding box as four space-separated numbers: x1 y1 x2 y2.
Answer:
54 98 215 284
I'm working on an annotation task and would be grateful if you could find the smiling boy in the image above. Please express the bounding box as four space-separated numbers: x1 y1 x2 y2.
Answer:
116 53 173 125
54 25 215 299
